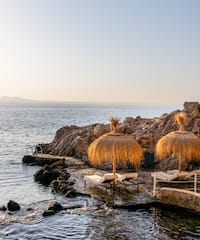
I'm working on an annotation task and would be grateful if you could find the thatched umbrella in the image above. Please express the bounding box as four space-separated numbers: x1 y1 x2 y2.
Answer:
88 117 143 177
156 112 200 172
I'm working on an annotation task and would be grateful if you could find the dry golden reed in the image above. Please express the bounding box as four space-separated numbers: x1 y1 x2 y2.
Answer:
156 112 200 171
88 117 143 173
175 112 185 131
109 116 120 132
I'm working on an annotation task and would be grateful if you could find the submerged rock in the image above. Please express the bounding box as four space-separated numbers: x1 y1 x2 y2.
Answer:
42 201 63 217
33 158 78 198
47 201 63 212
0 206 7 211
50 178 74 195
7 200 20 211
42 210 56 217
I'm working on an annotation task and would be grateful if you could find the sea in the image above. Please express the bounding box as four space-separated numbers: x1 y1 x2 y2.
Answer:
0 102 200 240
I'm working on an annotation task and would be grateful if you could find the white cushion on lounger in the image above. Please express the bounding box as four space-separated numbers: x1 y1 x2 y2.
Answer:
122 172 138 180
84 173 125 186
102 173 126 182
84 172 138 186
84 175 104 185
151 171 179 181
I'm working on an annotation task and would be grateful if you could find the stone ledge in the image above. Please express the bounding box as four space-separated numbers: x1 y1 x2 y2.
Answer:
160 187 200 213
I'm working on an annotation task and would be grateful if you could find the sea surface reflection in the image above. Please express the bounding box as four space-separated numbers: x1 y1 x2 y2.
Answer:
1 103 199 240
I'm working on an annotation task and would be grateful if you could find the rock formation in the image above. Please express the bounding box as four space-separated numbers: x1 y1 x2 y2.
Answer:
38 102 200 171
42 201 63 217
7 200 21 211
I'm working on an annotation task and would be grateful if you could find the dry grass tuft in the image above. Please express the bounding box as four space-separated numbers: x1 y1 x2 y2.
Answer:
175 112 185 131
109 116 120 132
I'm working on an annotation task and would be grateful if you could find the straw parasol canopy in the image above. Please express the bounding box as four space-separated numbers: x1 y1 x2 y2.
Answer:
156 112 200 172
88 117 143 176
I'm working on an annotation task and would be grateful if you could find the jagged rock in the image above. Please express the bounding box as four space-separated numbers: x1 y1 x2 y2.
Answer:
47 201 63 212
64 189 79 198
34 164 70 185
42 210 55 217
7 200 20 211
184 102 200 119
50 179 74 195
41 124 109 159
42 201 63 217
184 102 200 131
50 159 67 168
33 158 78 197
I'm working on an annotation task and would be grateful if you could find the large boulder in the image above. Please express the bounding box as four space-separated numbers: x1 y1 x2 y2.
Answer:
34 164 70 185
184 102 200 131
41 124 109 160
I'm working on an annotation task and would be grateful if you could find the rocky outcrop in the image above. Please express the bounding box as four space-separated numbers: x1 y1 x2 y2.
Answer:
22 155 65 166
34 163 70 185
7 200 21 211
40 124 109 161
33 159 81 197
37 102 200 170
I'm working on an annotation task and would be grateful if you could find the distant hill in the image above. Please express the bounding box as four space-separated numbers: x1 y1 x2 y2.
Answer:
0 96 36 104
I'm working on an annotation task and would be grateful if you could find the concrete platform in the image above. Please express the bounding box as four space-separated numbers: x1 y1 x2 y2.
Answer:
160 187 200 213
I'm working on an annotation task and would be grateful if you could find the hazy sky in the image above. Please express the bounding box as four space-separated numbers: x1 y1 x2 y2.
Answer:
0 0 200 103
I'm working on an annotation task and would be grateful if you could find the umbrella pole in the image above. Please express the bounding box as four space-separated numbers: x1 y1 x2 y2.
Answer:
112 156 116 176
178 153 182 172
112 157 117 184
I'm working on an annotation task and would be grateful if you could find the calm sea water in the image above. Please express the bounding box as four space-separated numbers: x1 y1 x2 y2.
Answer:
0 102 200 240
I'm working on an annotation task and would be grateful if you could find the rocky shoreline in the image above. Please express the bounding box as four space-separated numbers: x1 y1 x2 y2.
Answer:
22 154 157 210
4 101 200 217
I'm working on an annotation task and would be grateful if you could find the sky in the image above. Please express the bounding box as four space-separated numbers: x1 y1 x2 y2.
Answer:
0 0 200 104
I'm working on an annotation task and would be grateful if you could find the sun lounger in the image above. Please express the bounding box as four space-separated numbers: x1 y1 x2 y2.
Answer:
84 172 138 186
151 170 179 181
152 170 200 196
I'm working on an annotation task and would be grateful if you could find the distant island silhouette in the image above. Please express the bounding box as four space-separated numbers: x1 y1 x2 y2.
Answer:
0 96 36 104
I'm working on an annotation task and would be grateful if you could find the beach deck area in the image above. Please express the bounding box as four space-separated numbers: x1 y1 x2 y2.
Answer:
23 153 200 213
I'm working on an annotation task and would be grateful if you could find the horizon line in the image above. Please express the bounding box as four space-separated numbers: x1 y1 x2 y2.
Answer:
0 96 184 106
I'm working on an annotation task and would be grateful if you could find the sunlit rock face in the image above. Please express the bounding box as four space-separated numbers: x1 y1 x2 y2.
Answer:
183 102 200 132
40 102 200 170
40 124 109 160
